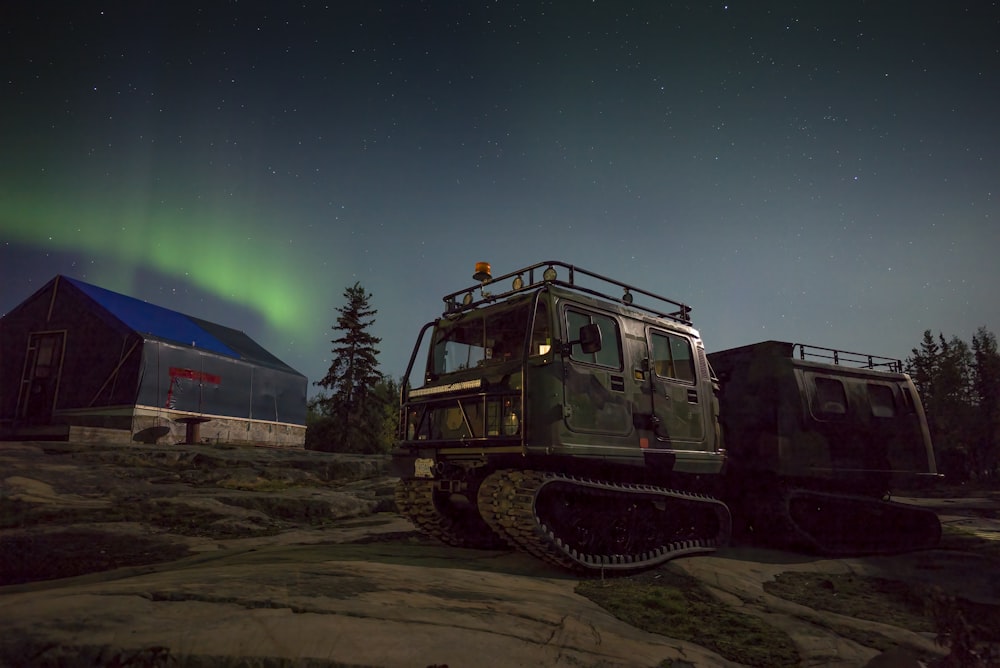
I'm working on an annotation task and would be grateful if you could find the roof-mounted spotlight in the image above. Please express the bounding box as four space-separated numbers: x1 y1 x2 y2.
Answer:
512 274 524 290
542 265 557 282
622 290 634 305
462 291 474 305
473 261 492 282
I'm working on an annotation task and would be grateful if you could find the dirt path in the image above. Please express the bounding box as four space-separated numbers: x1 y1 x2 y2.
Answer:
1 442 998 667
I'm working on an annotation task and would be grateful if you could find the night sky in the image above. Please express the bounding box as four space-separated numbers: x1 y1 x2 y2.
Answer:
3 2 998 391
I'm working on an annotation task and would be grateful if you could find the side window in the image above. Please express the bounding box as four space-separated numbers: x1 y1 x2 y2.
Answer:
903 386 916 413
813 377 847 419
530 298 552 356
650 331 696 383
868 383 896 418
567 308 622 369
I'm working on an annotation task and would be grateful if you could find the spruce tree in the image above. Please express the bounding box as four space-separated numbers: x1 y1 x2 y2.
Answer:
935 335 976 479
972 327 1000 479
907 330 940 407
315 282 384 451
907 328 1000 482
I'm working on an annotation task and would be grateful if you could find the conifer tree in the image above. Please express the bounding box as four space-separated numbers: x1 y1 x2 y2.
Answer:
315 282 384 450
907 328 1000 482
907 330 940 407
972 327 1000 479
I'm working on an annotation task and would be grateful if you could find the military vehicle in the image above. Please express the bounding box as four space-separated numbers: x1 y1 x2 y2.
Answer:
710 341 941 555
392 261 941 572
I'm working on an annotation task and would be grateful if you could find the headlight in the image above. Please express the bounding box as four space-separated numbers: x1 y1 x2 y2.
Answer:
503 400 520 436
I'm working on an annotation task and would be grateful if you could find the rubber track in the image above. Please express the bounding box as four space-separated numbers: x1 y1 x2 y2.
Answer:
477 469 732 572
394 478 509 550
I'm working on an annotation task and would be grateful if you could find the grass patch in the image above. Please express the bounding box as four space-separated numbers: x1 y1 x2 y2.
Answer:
217 477 303 492
0 497 34 529
217 496 333 523
764 572 932 632
0 636 371 667
815 620 900 653
0 529 191 585
576 567 799 667
0 497 278 538
938 524 1000 560
765 571 1000 662
146 572 378 605
1 497 138 529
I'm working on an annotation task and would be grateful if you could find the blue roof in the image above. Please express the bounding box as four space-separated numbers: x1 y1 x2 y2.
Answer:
65 277 242 359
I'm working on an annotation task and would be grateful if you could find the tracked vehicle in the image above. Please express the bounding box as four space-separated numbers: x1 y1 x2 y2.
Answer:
710 341 942 554
392 261 940 572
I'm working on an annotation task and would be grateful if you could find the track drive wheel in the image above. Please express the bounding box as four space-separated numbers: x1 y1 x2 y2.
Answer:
395 478 508 550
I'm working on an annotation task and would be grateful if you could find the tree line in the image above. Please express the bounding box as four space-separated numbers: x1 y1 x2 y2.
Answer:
907 327 1000 483
307 284 1000 485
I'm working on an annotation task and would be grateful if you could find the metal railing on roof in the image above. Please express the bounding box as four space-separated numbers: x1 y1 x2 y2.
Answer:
793 343 903 373
442 260 693 324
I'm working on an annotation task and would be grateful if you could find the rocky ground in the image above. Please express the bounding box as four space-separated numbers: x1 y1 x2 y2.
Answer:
1 441 998 667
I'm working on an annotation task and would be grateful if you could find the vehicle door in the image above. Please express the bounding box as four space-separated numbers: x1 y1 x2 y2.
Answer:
562 306 631 435
645 328 705 446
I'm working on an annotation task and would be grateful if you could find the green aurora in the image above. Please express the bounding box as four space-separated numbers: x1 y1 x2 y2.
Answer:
3 192 327 340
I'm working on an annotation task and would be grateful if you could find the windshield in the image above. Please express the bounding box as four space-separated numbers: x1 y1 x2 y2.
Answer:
431 302 532 376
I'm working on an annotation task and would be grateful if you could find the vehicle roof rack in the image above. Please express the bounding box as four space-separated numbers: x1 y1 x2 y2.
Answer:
442 260 693 324
793 343 903 373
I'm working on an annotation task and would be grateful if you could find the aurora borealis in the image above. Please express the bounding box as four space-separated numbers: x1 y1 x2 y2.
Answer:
2 2 998 388
3 192 310 327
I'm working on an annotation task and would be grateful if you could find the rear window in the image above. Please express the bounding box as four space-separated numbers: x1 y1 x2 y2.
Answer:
812 377 847 419
867 383 896 418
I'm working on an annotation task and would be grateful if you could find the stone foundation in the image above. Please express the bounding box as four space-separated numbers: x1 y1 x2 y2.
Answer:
4 407 305 449
131 413 305 448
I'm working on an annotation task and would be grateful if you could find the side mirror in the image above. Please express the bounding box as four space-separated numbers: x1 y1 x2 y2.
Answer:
577 323 602 354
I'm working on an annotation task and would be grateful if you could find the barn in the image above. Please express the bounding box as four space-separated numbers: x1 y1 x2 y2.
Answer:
0 275 307 447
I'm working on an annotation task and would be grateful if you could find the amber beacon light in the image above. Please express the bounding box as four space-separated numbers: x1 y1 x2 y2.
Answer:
473 261 492 282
